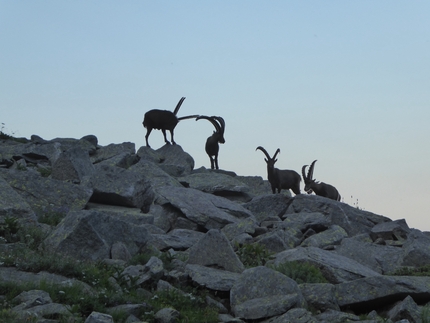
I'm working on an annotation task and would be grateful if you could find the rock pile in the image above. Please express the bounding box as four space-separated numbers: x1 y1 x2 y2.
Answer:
1 134 430 323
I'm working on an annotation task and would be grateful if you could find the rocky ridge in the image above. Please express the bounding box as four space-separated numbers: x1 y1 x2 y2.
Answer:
1 134 430 323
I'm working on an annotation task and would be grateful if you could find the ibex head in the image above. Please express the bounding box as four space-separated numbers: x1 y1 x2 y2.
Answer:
302 159 318 194
256 146 280 168
196 116 225 143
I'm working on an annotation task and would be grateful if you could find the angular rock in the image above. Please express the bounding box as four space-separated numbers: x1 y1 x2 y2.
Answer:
243 194 292 224
370 219 410 242
187 229 245 273
129 158 183 202
387 295 421 323
334 235 404 274
1 168 92 218
12 290 52 310
151 228 205 251
299 283 340 312
178 172 250 195
0 267 95 296
51 146 95 182
84 311 114 323
121 256 164 286
401 229 430 267
86 203 154 225
272 246 381 284
262 308 317 323
335 275 430 311
0 175 37 222
300 225 348 248
90 142 136 164
154 307 180 323
255 229 300 253
230 266 306 320
88 164 154 212
43 210 151 261
285 194 390 236
221 218 259 241
156 186 254 230
156 144 194 176
282 212 331 234
185 264 241 291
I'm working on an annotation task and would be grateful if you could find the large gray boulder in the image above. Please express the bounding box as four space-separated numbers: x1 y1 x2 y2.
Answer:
156 186 254 230
87 164 154 212
43 210 152 261
335 275 430 311
334 234 404 274
155 144 194 176
300 224 348 248
230 266 306 320
150 228 205 251
272 246 381 284
0 168 92 219
90 142 136 164
0 175 37 222
185 264 241 292
285 194 391 236
51 146 95 182
243 194 292 224
178 171 250 195
187 229 245 273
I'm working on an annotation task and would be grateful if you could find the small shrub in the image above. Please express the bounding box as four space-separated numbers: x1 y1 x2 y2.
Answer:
392 265 430 277
144 289 218 323
235 243 272 267
272 261 328 284
0 217 20 243
423 304 430 323
37 167 52 178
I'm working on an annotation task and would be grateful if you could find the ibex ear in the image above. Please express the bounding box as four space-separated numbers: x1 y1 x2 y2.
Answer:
264 158 268 163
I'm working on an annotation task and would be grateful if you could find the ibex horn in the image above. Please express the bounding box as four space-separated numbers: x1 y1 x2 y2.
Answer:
196 116 221 132
173 97 186 115
308 160 317 181
256 146 271 160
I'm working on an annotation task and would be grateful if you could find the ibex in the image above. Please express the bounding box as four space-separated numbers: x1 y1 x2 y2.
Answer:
256 146 301 195
302 160 341 201
196 116 225 170
142 97 198 148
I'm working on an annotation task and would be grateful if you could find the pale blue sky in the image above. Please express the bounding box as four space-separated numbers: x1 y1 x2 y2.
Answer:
1 1 429 230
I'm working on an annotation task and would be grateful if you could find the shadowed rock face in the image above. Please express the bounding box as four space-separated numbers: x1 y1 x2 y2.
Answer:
1 134 429 323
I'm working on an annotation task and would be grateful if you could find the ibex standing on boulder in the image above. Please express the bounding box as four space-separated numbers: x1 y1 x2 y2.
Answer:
256 146 301 195
142 97 198 148
302 160 341 201
196 116 225 169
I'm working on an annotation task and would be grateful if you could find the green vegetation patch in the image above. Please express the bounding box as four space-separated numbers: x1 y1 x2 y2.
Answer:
271 261 328 284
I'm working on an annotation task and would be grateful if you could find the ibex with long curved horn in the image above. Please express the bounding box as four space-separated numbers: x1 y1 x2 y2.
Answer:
142 97 199 148
256 146 301 195
302 160 341 201
196 116 225 169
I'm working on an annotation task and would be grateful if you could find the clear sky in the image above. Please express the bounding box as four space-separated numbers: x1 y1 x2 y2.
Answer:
1 1 429 231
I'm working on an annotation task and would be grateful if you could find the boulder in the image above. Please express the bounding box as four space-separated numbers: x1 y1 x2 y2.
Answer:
43 210 151 261
0 175 37 222
272 246 381 284
285 194 391 236
185 264 241 292
178 171 250 195
0 168 91 219
51 146 95 182
156 186 254 230
335 275 430 311
87 164 154 212
230 266 306 320
187 229 245 273
155 144 194 176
